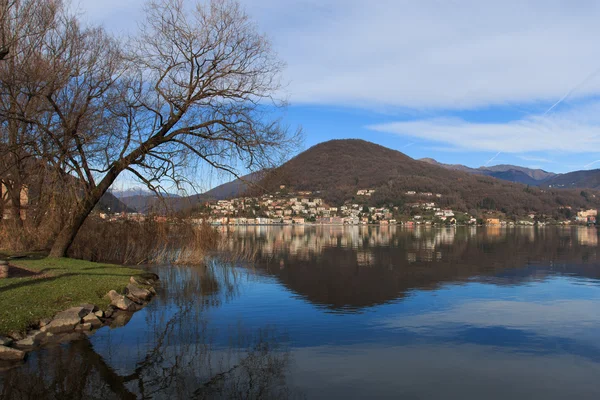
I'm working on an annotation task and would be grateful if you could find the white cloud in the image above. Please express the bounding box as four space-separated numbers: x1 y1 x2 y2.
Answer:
77 0 600 110
367 101 600 152
518 155 554 163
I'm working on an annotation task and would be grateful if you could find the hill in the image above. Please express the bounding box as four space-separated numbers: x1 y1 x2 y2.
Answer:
419 158 556 184
257 139 600 215
111 187 180 199
542 169 600 190
120 171 264 213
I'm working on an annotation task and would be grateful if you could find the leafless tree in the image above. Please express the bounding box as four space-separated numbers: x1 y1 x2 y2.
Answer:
0 0 62 232
42 0 299 257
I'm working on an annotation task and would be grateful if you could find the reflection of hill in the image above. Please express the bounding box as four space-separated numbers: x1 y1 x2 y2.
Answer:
226 226 600 312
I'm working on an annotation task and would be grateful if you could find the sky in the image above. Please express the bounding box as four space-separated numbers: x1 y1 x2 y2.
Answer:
76 0 600 189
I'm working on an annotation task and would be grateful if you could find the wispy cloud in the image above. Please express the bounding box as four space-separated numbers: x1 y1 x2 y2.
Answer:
367 102 600 153
78 0 600 111
583 160 600 169
517 155 554 163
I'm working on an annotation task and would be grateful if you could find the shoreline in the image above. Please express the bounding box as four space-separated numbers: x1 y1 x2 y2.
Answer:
0 258 159 368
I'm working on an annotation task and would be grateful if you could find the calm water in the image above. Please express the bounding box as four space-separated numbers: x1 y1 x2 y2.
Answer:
2 226 600 399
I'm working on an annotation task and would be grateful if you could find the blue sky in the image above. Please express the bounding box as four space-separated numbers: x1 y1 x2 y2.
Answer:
77 0 600 191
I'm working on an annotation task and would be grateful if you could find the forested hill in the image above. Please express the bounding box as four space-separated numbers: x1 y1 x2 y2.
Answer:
257 139 600 215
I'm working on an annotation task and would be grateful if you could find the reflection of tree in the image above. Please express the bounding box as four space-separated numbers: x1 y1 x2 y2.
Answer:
0 266 298 400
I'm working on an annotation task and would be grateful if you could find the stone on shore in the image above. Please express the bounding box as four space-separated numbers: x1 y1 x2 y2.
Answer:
80 303 96 314
83 313 103 329
131 273 159 286
106 290 137 311
39 318 51 328
125 283 152 302
94 310 104 318
0 345 25 361
0 336 13 347
44 306 87 334
8 332 24 341
14 330 44 348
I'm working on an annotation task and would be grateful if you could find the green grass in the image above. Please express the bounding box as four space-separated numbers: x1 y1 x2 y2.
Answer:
0 257 143 336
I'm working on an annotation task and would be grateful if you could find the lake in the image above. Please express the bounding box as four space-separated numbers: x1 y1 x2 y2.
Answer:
2 225 600 399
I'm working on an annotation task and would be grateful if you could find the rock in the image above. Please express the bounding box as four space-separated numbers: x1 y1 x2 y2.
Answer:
56 306 88 320
0 336 13 347
148 286 157 295
131 273 159 286
0 345 25 361
75 323 92 332
82 313 102 329
80 303 96 314
44 307 87 334
130 276 149 286
8 332 24 341
106 290 137 311
94 310 104 318
14 330 43 348
125 284 152 302
104 308 114 318
0 260 8 265
39 318 51 327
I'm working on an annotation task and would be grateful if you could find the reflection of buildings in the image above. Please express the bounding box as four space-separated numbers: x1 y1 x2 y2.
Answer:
221 225 464 263
576 227 598 246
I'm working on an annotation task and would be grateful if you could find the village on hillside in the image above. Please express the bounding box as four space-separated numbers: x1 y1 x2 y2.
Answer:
90 185 599 227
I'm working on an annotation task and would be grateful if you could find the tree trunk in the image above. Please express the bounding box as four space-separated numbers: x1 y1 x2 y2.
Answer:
49 167 120 258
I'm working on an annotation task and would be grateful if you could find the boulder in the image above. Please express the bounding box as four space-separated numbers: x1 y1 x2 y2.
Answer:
94 310 104 318
8 332 24 341
125 284 152 302
56 306 88 320
80 303 96 314
39 318 51 328
0 336 13 347
0 345 25 361
75 323 92 332
14 330 43 348
82 313 103 329
131 273 159 286
44 307 87 334
106 290 137 311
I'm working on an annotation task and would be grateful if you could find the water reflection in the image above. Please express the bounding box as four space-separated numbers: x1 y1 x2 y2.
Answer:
220 225 600 311
2 226 600 399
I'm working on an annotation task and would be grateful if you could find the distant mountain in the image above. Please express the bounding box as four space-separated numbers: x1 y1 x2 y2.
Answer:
542 169 600 190
483 164 556 181
419 158 556 184
97 192 134 213
419 158 482 174
120 171 264 213
255 139 600 214
111 187 180 199
484 169 540 186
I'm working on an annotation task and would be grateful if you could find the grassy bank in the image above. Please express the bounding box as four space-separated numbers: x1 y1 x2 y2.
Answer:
0 257 143 336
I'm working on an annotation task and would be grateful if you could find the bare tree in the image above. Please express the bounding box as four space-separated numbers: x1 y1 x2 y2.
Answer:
0 0 62 232
41 0 299 257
